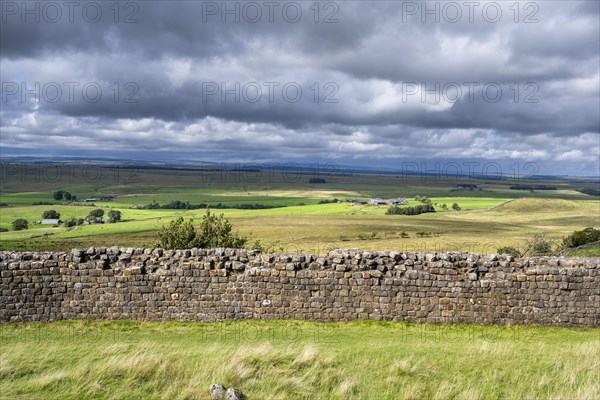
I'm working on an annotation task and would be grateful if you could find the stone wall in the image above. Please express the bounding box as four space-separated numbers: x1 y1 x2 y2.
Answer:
1 248 598 326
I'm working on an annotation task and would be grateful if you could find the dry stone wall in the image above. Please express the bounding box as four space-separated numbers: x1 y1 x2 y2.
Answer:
1 247 598 326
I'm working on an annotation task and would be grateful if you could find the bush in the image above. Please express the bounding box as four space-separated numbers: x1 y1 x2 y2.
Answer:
399 231 409 238
562 227 600 248
251 240 266 251
42 210 61 219
107 210 122 223
64 217 84 227
357 232 378 240
158 217 198 249
158 210 247 250
524 233 554 256
11 219 28 231
497 246 521 258
0 227 8 232
196 209 247 248
386 204 435 215
452 203 461 211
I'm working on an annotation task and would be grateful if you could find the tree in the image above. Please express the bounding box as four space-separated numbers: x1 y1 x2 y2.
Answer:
86 209 105 223
452 203 461 211
107 210 122 223
157 209 247 249
64 192 73 200
42 210 61 219
11 219 28 231
53 190 64 200
158 217 199 249
87 209 104 218
196 209 247 248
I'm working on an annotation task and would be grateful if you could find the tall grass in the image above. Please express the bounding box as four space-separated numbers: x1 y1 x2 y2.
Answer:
1 320 598 399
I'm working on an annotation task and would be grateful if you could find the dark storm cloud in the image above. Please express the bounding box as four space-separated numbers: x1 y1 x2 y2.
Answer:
0 0 599 175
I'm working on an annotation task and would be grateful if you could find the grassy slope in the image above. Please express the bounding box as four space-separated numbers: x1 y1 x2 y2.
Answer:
1 198 598 254
0 320 598 400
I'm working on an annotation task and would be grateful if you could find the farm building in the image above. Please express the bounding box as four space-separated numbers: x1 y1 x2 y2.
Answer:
369 198 407 205
41 219 61 225
456 184 480 190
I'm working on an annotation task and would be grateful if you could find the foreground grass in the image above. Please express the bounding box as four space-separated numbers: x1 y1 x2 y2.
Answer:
0 320 598 399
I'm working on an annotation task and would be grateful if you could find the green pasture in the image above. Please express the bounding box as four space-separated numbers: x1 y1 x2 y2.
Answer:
1 166 598 254
0 320 598 400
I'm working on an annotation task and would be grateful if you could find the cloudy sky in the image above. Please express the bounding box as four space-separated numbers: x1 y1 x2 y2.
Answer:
1 0 599 176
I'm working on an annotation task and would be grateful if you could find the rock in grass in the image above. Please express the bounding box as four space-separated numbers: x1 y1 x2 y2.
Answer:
210 383 225 400
225 387 245 400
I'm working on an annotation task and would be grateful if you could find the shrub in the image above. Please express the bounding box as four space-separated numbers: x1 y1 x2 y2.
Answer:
399 231 409 238
562 227 600 248
158 210 247 250
42 210 61 219
452 203 461 211
524 233 554 256
197 209 247 248
11 219 28 231
53 190 64 200
386 204 435 215
497 246 521 258
158 217 198 249
251 240 266 251
64 217 84 227
0 227 8 232
357 232 378 240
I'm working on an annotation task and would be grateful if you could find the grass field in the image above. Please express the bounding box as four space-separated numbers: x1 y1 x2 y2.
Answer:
1 166 599 254
0 320 598 400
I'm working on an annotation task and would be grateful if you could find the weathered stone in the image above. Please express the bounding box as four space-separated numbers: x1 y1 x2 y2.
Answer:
225 387 244 400
0 249 597 326
210 383 225 400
